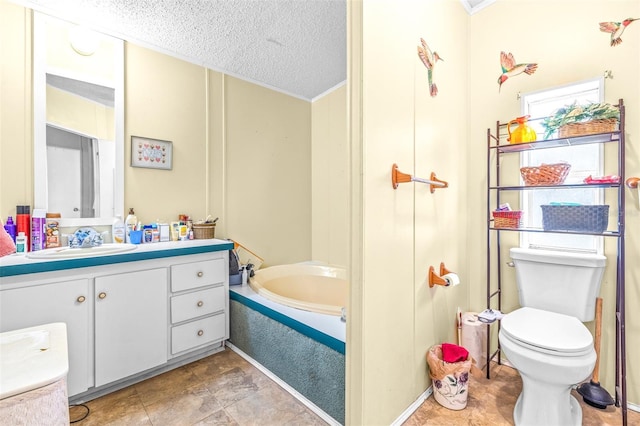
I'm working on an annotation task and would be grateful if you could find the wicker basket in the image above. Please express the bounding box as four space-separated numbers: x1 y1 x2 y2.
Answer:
541 205 609 233
558 119 618 138
492 210 523 229
192 223 216 239
520 163 571 186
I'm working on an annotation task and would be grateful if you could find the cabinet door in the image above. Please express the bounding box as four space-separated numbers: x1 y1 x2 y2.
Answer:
94 268 167 387
0 279 90 396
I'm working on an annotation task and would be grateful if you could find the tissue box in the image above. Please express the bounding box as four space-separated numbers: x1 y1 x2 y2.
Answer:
541 205 609 233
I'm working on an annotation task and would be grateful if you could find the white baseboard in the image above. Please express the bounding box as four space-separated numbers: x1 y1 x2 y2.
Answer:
226 342 341 426
390 386 433 426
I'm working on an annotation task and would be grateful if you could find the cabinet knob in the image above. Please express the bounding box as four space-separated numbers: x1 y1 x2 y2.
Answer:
98 292 107 299
76 295 86 303
197 271 204 278
197 330 204 336
197 301 204 307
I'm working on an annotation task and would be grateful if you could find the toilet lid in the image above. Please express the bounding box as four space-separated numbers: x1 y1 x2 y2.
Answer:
501 307 593 354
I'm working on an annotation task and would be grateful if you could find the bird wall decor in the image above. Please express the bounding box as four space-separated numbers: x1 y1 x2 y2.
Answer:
599 18 638 46
417 38 443 97
497 51 538 92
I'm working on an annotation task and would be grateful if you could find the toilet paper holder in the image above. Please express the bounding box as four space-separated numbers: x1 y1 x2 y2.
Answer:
428 262 458 288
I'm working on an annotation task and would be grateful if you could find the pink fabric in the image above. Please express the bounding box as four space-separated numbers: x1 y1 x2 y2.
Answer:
0 220 16 257
442 342 469 363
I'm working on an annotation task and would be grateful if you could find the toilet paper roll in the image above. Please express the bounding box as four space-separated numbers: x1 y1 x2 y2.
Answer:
461 312 487 369
442 273 460 286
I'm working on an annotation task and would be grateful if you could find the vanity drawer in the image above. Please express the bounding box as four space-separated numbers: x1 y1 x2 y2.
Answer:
170 286 225 324
171 313 226 354
171 258 225 292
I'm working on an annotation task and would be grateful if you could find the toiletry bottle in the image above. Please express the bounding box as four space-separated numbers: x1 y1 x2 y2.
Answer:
125 208 137 243
241 265 248 286
15 232 27 254
45 213 61 248
3 216 16 242
16 205 31 252
112 215 126 244
31 209 47 252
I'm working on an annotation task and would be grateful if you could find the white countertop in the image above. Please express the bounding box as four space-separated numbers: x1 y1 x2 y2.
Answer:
0 239 233 277
0 322 69 399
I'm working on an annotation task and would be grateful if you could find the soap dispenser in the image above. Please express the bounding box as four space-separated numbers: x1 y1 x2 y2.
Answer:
112 215 126 244
125 208 138 243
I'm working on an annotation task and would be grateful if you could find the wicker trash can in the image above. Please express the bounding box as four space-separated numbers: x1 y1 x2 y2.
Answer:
427 345 473 410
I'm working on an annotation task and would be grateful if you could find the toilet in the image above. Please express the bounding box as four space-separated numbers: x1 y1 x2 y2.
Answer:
499 248 606 426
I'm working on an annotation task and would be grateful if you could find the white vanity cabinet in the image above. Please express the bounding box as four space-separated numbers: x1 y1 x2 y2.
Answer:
0 278 91 396
169 256 228 356
0 240 231 402
94 268 168 386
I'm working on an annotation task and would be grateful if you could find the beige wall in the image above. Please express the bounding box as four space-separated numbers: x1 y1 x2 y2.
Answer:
466 0 640 407
349 1 469 423
0 1 32 218
311 84 349 267
349 0 639 423
0 0 312 267
224 76 312 266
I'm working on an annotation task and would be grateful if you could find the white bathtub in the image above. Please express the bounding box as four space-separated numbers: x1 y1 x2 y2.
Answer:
249 264 347 316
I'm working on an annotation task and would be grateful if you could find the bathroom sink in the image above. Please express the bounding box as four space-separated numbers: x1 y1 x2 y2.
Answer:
0 323 69 399
26 243 137 259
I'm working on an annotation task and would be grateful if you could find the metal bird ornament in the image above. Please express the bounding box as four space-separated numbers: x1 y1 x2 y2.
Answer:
417 38 443 97
497 51 538 92
599 18 638 46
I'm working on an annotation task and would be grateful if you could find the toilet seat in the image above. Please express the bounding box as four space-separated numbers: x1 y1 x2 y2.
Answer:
501 307 593 356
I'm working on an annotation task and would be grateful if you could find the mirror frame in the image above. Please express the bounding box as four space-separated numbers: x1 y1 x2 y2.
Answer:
33 12 124 226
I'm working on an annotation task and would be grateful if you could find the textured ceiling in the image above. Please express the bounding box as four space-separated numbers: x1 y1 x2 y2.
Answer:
15 0 347 101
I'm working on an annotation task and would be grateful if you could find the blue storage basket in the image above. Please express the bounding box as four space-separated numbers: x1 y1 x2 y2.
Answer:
541 205 609 233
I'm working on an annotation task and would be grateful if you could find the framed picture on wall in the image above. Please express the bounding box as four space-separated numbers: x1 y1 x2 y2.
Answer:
130 136 173 170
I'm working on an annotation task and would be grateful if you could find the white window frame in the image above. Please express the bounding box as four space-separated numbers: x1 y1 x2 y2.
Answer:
520 77 605 254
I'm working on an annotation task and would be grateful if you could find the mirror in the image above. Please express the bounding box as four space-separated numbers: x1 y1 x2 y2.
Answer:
34 13 124 224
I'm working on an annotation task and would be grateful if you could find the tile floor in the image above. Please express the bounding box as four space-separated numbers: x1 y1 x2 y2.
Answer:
71 347 638 425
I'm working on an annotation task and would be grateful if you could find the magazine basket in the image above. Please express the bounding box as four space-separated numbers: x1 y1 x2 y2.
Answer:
558 119 618 138
541 205 609 233
192 223 216 239
520 163 571 186
492 210 523 229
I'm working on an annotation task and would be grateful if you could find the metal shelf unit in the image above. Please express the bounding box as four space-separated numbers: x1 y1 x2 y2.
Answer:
485 99 627 426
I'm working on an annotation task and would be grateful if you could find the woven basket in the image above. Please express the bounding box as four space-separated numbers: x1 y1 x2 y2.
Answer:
558 119 618 138
492 210 523 229
192 223 216 239
520 163 571 186
541 205 609 233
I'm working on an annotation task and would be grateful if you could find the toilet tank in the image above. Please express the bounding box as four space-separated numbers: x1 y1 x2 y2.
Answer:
510 248 606 321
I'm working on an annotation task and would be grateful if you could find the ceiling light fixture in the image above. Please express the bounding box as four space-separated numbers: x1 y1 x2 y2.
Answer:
69 25 100 56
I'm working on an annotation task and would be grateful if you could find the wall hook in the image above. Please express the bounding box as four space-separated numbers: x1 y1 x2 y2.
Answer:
625 177 639 189
604 70 613 79
391 163 449 193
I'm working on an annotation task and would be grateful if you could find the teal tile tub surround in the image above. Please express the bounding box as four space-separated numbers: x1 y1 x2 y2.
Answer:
230 285 345 424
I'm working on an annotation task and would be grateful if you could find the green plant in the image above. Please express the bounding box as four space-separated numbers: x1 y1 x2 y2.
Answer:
541 102 620 139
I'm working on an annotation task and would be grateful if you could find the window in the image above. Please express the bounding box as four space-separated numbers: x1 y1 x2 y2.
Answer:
520 78 604 253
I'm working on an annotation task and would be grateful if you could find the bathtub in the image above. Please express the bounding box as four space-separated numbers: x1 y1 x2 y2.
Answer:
249 263 347 316
229 263 346 424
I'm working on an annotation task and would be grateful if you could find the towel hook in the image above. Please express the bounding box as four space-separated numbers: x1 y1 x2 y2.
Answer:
625 177 639 189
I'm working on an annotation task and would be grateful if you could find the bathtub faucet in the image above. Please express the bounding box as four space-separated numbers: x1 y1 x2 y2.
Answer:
340 307 347 323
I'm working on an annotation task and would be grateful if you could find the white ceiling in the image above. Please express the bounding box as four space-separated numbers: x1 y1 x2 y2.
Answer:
14 0 347 101
14 0 494 101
